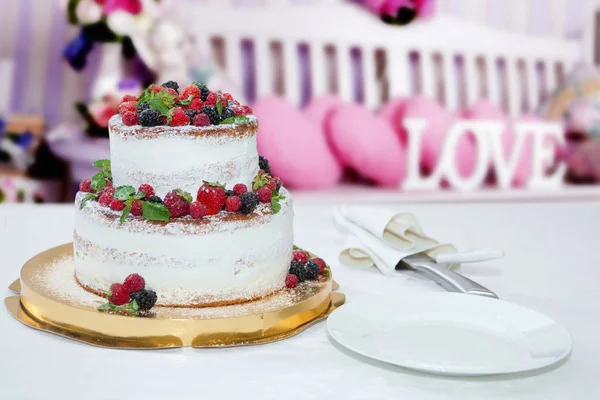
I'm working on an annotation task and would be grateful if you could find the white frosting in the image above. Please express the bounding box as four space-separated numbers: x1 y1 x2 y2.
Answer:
109 115 259 197
73 191 294 306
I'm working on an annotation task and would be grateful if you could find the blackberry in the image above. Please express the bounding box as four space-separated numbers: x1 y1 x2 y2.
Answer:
305 260 320 280
226 190 236 197
195 83 210 101
289 261 308 282
184 109 197 120
259 156 271 174
139 109 163 127
220 107 235 122
201 106 220 125
275 180 281 192
130 289 157 310
162 80 179 93
239 192 259 215
147 195 163 204
137 101 150 114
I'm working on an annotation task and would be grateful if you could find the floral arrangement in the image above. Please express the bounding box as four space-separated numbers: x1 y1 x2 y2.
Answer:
357 0 436 25
64 0 163 71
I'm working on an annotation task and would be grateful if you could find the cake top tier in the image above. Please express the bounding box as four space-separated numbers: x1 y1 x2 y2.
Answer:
118 80 253 129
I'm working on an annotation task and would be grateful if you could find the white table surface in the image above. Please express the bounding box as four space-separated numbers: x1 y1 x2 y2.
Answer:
1 201 599 400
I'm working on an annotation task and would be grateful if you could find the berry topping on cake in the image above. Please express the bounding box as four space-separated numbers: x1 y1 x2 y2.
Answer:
233 183 247 195
138 184 155 199
137 101 150 114
239 192 259 215
139 109 163 127
147 195 163 204
180 84 200 101
184 109 197 120
188 98 204 111
274 176 282 192
289 261 308 282
259 156 271 174
305 260 320 280
189 201 208 219
205 92 218 106
292 250 309 263
98 191 114 207
225 195 242 212
130 289 157 310
122 94 138 103
131 200 143 216
257 187 273 203
118 101 137 116
123 273 145 294
226 190 236 197
192 113 211 127
201 106 220 125
164 189 190 218
79 179 92 193
196 82 210 101
285 273 299 288
197 181 227 215
110 198 126 211
122 111 138 126
169 107 190 126
108 283 129 306
221 107 235 122
312 257 327 273
162 80 179 93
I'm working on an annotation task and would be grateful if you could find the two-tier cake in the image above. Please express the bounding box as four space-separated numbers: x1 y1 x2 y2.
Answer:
73 81 324 311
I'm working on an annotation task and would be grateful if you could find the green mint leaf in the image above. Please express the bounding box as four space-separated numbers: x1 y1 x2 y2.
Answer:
162 108 174 125
92 159 111 170
216 97 223 117
120 199 133 225
133 191 146 200
114 185 136 201
80 193 98 209
220 116 251 125
217 90 222 94
322 268 331 278
147 98 170 115
136 88 153 106
97 302 114 312
271 198 281 214
175 189 193 203
91 172 107 192
141 201 170 222
177 95 194 106
130 300 139 312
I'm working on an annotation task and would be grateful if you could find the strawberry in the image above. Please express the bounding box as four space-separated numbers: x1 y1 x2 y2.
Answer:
180 84 200 101
169 107 190 126
196 181 227 215
188 98 204 111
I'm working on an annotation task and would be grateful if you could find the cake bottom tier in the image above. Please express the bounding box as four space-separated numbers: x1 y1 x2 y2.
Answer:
73 191 294 307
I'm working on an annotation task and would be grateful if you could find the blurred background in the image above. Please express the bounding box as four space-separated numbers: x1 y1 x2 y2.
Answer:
1 0 600 204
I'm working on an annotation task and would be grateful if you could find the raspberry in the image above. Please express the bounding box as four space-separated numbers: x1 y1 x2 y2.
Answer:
188 98 204 111
289 261 308 282
220 107 235 122
118 101 136 116
161 80 179 93
257 187 272 203
196 83 210 101
108 283 129 306
189 201 207 219
233 106 245 116
79 179 92 193
131 200 142 216
240 192 259 214
305 260 320 280
285 274 298 288
192 113 211 127
98 191 114 207
105 180 113 188
224 93 233 101
180 84 200 101
123 273 145 294
233 184 247 195
240 105 253 115
139 109 163 127
122 111 138 126
196 182 227 215
292 250 309 263
164 190 190 218
258 156 271 174
312 257 326 273
225 196 242 212
201 106 220 125
121 94 138 103
130 289 157 310
138 184 155 199
169 107 190 126
110 198 126 211
205 92 217 106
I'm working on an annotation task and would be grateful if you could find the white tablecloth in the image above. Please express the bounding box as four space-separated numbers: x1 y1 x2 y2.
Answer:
1 201 599 400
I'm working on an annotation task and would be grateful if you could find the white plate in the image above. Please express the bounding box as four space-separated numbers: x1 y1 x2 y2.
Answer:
327 293 572 376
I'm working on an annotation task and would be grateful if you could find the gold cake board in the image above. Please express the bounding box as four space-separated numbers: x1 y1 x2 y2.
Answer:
4 243 345 349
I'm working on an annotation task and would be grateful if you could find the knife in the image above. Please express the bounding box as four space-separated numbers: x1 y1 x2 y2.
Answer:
398 253 499 299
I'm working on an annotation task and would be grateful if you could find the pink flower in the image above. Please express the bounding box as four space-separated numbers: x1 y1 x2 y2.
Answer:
103 0 142 15
361 0 436 23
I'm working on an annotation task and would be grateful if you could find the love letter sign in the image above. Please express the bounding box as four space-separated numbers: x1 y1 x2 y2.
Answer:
402 118 566 191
